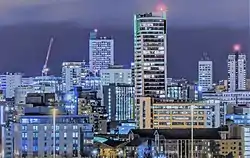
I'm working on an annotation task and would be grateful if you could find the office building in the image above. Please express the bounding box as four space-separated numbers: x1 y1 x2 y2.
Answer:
136 97 224 129
242 126 250 157
222 90 250 104
13 114 94 157
134 11 167 98
100 65 132 86
89 29 114 73
0 73 22 99
21 77 34 86
167 85 188 100
76 89 107 134
32 76 62 93
82 74 101 91
0 101 16 158
198 53 213 91
130 62 135 85
103 83 134 121
14 86 34 104
227 44 247 91
62 62 86 92
226 114 250 125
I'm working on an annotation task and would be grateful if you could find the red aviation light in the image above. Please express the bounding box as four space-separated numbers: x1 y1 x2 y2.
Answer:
233 44 241 52
156 3 168 12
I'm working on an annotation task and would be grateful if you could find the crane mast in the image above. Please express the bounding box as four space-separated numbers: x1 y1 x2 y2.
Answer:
42 37 54 76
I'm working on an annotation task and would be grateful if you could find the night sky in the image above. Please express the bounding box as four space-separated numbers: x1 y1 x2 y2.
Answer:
0 0 249 81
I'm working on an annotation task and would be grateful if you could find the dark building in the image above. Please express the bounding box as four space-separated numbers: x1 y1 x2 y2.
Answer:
75 88 107 134
125 127 242 158
103 83 134 121
26 93 56 106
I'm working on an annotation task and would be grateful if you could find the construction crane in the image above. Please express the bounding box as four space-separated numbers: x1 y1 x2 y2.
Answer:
42 37 54 76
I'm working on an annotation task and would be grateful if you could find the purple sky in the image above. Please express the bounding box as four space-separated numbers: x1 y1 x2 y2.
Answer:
0 0 248 27
0 0 248 80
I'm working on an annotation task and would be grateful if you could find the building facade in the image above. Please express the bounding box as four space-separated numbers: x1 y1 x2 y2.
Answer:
81 75 101 91
13 115 94 158
227 44 246 91
137 97 224 129
222 90 250 104
198 55 213 92
134 11 167 98
100 65 132 86
103 83 134 121
62 62 86 92
125 128 240 158
89 29 114 73
0 73 22 99
242 126 250 157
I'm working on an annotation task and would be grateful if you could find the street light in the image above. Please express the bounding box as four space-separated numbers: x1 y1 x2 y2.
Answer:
52 108 58 158
208 153 212 158
118 150 123 158
92 149 98 158
191 105 194 158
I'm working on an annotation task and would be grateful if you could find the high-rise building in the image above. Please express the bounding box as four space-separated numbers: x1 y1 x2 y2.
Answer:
242 126 250 157
134 11 167 98
62 62 87 92
130 62 135 85
103 83 134 121
227 44 246 91
198 53 213 92
89 29 114 73
100 65 132 86
0 73 22 99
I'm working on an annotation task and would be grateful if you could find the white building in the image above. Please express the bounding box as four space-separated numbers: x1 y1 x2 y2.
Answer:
21 77 34 86
89 29 114 73
134 11 167 98
227 44 246 91
100 65 132 86
62 62 86 92
242 126 250 157
221 91 250 104
0 73 22 99
14 86 34 104
198 54 213 91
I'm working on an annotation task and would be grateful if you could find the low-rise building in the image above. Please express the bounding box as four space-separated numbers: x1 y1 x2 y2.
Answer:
13 114 94 158
125 127 242 158
136 97 225 129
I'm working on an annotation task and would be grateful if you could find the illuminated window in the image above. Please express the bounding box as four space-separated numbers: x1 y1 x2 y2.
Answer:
33 126 38 131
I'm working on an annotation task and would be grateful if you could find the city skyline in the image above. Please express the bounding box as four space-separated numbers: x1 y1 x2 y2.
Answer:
0 1 248 81
0 2 249 157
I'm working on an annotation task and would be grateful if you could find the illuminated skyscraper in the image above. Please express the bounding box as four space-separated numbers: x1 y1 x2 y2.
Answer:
103 83 134 121
134 11 167 98
89 29 114 73
227 44 246 91
198 53 213 92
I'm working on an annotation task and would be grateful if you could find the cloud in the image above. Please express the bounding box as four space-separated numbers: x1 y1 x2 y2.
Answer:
0 0 248 27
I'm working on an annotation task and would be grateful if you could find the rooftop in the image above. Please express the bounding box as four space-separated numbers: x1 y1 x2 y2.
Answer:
130 127 228 140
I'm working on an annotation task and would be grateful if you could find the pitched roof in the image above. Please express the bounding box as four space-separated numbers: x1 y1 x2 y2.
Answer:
131 128 224 140
125 138 147 146
103 139 125 148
